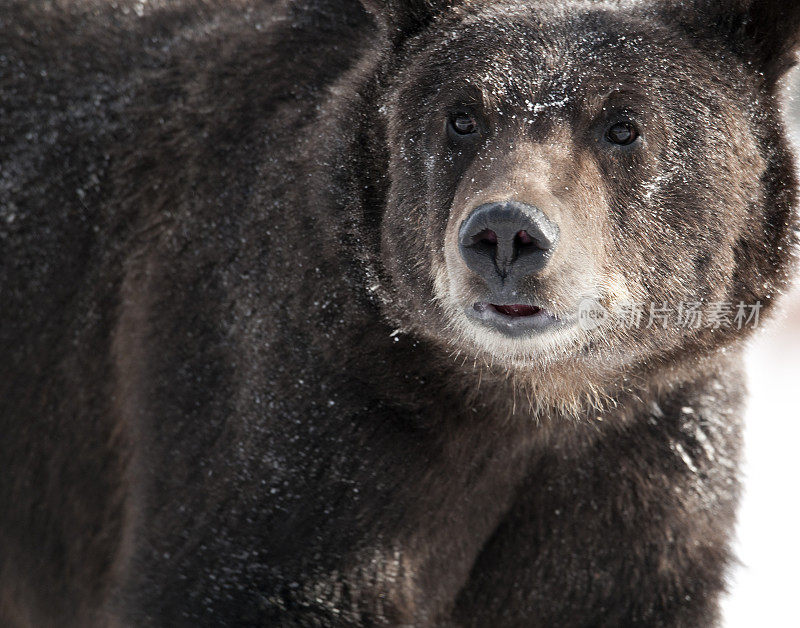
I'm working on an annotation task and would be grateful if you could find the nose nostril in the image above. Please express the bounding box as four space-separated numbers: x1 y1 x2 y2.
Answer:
515 230 535 247
473 229 498 246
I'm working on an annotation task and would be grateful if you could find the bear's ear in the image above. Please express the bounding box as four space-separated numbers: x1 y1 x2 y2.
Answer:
360 0 452 47
666 0 800 83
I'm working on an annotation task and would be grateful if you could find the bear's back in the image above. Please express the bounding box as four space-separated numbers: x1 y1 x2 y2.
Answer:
0 1 375 623
0 0 372 343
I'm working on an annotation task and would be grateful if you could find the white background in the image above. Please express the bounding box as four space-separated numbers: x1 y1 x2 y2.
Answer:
722 284 800 626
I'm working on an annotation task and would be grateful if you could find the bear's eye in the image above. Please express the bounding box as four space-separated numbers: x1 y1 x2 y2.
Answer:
449 112 479 136
606 121 639 146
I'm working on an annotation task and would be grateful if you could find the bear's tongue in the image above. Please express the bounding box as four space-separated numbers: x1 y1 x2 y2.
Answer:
490 304 541 317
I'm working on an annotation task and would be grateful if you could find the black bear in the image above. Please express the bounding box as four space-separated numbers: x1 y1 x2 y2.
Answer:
1 0 798 625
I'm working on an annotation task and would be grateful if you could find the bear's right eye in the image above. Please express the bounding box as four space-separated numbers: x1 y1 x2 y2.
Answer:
606 121 639 146
449 112 479 136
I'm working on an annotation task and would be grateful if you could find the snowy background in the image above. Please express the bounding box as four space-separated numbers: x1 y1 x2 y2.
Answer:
721 73 800 627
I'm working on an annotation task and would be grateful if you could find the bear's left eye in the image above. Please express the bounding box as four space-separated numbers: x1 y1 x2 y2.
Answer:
449 112 479 136
606 121 640 146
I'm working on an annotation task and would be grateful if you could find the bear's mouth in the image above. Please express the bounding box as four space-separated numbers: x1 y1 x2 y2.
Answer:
488 304 541 317
467 302 562 336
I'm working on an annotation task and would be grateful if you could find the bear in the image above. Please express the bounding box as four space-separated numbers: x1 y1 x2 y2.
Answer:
1 0 799 625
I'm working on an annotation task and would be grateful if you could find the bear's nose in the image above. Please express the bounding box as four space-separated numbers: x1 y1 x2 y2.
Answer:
458 201 559 287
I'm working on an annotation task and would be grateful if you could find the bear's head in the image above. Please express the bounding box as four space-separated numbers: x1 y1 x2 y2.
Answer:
356 0 800 412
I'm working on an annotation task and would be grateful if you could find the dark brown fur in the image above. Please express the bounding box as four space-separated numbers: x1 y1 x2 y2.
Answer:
1 0 798 625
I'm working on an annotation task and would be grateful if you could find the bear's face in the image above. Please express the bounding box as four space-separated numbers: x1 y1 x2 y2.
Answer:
369 1 798 404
